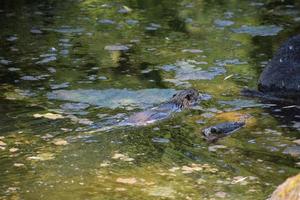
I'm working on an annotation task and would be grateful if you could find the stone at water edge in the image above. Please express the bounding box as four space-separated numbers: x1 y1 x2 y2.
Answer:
270 173 300 200
258 35 300 100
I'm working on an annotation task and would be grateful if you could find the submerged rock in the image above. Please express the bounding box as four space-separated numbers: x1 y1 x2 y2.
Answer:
270 173 300 200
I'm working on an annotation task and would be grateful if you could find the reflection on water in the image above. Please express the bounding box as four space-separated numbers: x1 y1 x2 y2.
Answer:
48 88 177 109
1 0 300 199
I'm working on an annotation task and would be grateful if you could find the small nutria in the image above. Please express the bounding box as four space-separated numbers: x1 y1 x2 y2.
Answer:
121 89 200 126
202 121 245 142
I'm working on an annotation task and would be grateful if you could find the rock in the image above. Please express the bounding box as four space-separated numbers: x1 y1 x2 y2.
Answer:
270 173 300 200
258 35 300 100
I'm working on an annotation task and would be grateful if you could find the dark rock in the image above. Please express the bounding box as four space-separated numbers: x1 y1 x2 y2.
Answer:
258 35 300 102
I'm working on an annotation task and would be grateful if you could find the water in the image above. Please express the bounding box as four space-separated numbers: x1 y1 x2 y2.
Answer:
0 0 300 199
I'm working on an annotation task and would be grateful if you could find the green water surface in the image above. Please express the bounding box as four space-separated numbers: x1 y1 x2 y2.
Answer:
0 0 300 199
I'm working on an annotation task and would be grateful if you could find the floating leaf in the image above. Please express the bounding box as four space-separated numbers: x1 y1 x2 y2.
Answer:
33 113 64 120
116 177 137 184
9 148 19 153
52 139 68 146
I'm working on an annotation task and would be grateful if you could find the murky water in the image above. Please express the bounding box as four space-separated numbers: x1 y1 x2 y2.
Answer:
1 0 300 199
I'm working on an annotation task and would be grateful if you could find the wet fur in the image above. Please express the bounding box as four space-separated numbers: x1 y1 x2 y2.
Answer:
125 89 199 126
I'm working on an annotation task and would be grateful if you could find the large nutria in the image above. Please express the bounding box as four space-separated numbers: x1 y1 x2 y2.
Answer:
122 89 199 126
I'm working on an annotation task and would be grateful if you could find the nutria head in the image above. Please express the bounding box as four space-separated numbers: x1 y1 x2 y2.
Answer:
169 89 199 108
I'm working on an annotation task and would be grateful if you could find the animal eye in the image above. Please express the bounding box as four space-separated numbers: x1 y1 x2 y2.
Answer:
186 94 191 100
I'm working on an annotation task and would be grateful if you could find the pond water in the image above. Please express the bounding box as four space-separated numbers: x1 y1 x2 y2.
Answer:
0 0 300 199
